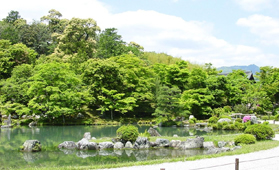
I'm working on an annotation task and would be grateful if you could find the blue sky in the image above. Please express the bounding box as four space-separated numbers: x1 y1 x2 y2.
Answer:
0 0 279 68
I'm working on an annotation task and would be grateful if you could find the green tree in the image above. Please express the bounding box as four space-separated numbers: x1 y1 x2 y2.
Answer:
96 28 126 59
153 85 184 121
27 62 88 121
180 88 214 119
2 10 21 24
54 18 100 58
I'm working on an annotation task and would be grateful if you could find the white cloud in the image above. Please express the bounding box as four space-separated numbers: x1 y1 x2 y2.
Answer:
237 14 279 46
234 0 272 11
0 0 277 67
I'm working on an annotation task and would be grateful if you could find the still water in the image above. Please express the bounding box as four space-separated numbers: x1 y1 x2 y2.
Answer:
0 125 237 169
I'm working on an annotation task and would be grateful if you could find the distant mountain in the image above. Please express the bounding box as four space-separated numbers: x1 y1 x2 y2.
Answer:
217 64 260 74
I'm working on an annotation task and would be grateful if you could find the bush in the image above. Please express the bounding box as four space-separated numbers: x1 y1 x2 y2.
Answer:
217 122 223 129
275 114 279 121
189 117 197 124
234 134 256 145
244 124 275 140
234 122 245 131
261 116 269 121
243 116 251 123
234 104 249 114
116 125 139 142
208 116 218 124
235 118 242 123
211 124 218 130
223 106 232 113
219 115 232 120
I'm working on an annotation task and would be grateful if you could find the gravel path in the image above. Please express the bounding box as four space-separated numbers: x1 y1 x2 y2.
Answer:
102 134 279 170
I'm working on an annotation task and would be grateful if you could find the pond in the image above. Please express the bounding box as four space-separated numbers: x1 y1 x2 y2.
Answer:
0 125 238 169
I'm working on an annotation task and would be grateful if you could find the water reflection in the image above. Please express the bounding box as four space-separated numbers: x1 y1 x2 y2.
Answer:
0 125 240 169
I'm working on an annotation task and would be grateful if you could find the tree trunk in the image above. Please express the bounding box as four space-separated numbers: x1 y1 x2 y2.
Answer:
111 110 113 120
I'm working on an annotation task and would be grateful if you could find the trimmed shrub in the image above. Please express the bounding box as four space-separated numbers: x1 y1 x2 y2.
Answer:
219 115 232 120
244 124 275 140
224 106 232 113
211 124 218 130
234 134 256 145
116 125 139 142
208 116 219 124
275 114 279 121
189 117 197 124
235 118 242 123
234 122 245 131
261 116 269 121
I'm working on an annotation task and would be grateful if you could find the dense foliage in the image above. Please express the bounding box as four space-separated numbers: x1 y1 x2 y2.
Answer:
1 10 279 124
116 125 139 142
244 124 275 140
234 134 256 145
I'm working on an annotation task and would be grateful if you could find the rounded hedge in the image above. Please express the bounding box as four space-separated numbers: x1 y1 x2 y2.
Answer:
208 116 218 124
234 134 256 145
244 124 275 140
116 125 139 142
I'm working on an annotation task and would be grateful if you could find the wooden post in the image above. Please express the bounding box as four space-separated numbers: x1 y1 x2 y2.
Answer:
235 158 239 170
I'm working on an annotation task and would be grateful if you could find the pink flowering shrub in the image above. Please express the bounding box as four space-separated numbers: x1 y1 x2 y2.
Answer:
243 116 251 123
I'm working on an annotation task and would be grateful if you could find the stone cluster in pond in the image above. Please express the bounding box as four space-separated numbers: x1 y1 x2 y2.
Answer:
57 132 242 155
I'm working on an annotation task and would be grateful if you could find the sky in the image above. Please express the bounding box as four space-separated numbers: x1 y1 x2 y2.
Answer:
0 0 279 68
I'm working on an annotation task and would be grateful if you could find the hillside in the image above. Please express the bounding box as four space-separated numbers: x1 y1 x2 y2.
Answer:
217 64 260 74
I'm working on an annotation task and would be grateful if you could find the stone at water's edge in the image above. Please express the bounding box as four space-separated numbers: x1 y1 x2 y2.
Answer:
114 142 124 149
21 140 42 152
148 127 161 136
99 142 114 150
203 141 215 149
76 138 98 150
169 140 181 148
125 141 133 149
58 141 77 149
134 137 150 149
155 138 170 147
179 136 204 149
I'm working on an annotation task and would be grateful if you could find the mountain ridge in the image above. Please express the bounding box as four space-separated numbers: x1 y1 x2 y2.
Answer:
217 64 260 74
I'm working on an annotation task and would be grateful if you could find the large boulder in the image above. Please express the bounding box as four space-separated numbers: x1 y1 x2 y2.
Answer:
179 136 204 149
99 142 114 150
147 127 161 136
155 138 170 147
58 141 77 149
203 141 215 149
133 137 150 149
114 142 124 149
125 141 133 149
217 118 231 123
21 140 42 152
76 138 98 150
169 140 181 148
250 116 258 124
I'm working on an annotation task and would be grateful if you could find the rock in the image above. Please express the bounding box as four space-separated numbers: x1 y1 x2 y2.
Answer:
2 114 7 119
218 141 227 148
21 140 42 152
217 118 232 123
179 136 204 149
203 141 215 149
29 121 37 127
77 113 84 119
22 115 27 119
35 115 40 119
114 142 124 149
152 125 158 128
76 138 98 150
125 141 133 149
251 116 258 124
11 115 19 119
134 137 150 149
221 147 230 152
112 138 121 143
58 141 77 149
155 138 170 147
148 127 161 136
169 140 181 148
99 142 114 150
91 137 96 140
4 114 12 126
83 132 91 140
231 146 242 151
149 141 158 147
189 115 195 120
173 134 178 137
